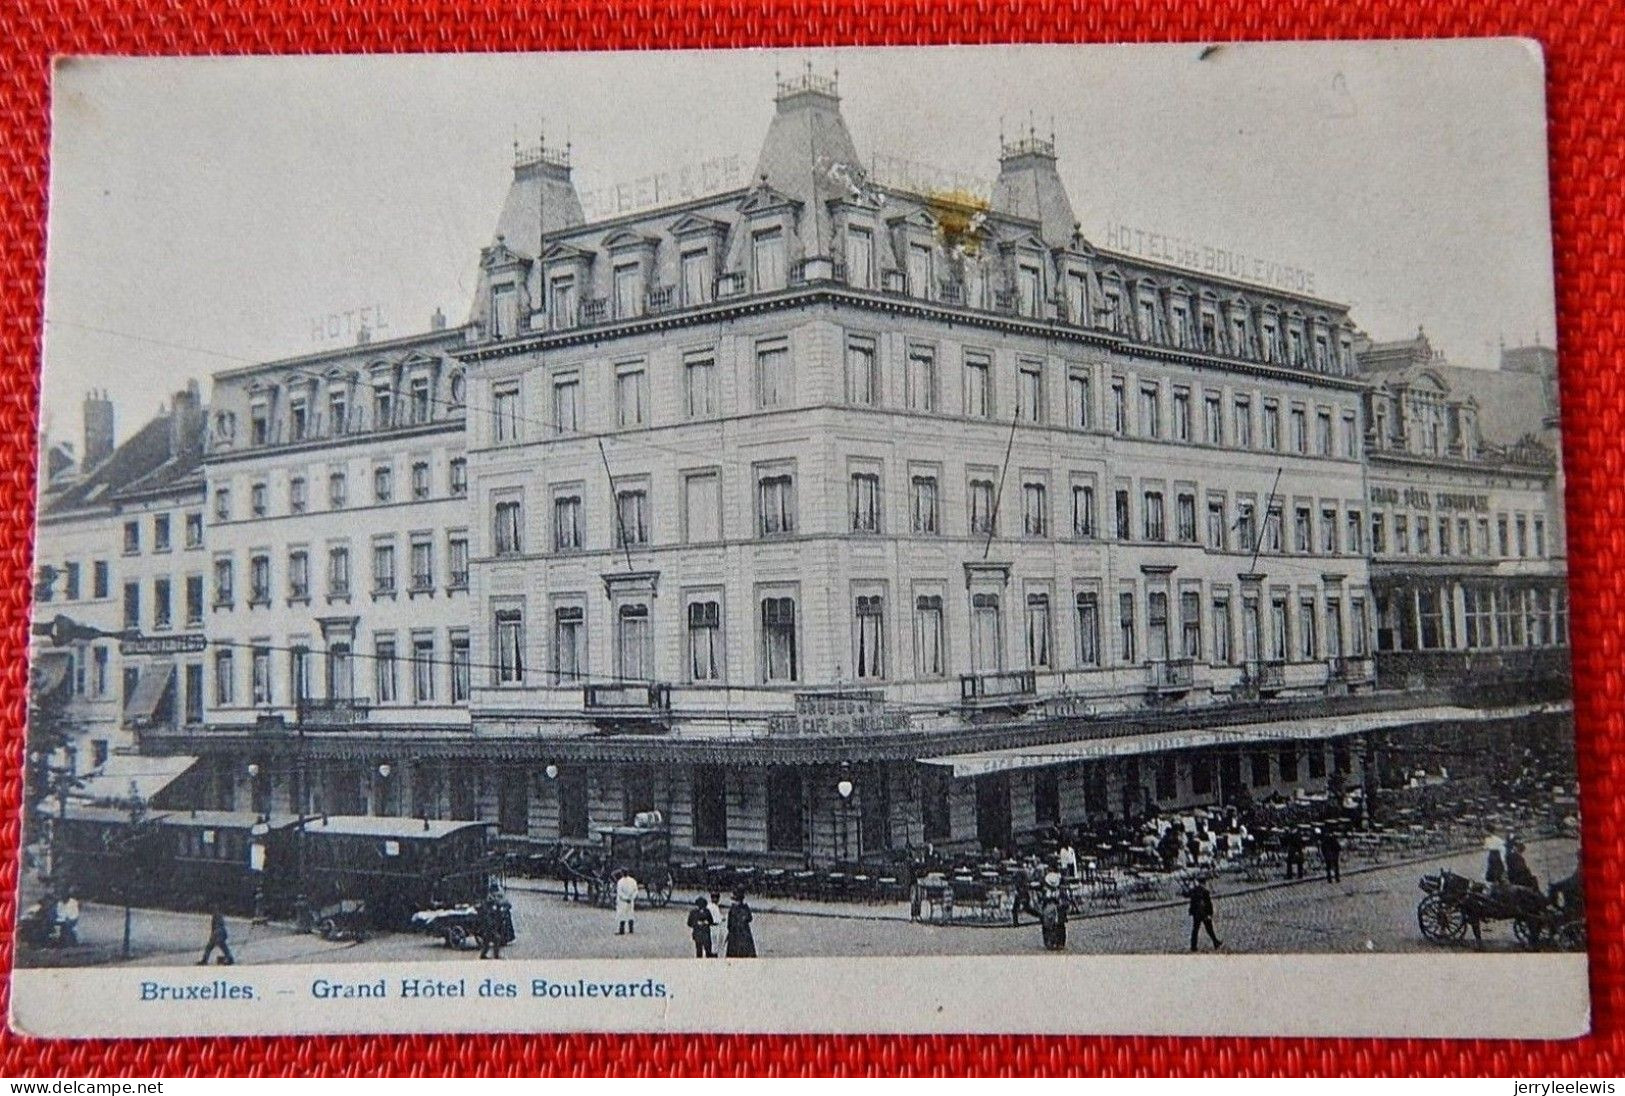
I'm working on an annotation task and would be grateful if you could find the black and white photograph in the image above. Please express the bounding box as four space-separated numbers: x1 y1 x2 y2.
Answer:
15 41 1585 1038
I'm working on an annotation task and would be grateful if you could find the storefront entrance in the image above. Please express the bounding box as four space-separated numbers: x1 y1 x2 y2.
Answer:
975 772 1012 851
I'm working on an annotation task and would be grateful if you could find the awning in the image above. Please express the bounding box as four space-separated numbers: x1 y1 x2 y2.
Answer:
73 752 199 806
121 663 175 727
30 652 71 700
919 702 1567 780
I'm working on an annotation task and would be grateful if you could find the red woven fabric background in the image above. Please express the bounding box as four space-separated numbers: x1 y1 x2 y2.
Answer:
0 0 1619 1077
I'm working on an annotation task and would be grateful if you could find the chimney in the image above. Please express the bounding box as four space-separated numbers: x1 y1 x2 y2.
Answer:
168 379 205 459
430 307 447 332
82 390 115 470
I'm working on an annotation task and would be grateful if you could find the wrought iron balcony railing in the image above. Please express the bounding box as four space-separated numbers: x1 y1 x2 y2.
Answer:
296 698 372 728
583 682 672 713
1147 658 1196 691
959 669 1037 703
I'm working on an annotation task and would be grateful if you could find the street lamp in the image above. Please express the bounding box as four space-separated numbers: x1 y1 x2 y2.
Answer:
836 766 855 863
544 764 559 781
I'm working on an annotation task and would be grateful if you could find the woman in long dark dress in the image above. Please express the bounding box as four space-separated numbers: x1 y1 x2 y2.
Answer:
725 891 757 957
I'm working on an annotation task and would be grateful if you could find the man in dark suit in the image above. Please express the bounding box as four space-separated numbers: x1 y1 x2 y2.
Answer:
1186 879 1222 952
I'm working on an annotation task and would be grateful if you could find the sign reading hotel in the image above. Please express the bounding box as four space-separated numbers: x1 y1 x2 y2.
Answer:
1101 222 1318 296
1370 485 1491 512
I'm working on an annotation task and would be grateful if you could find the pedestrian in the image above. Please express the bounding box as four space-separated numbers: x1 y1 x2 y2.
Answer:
1039 871 1068 951
1283 828 1306 880
479 884 513 959
1011 864 1039 926
725 890 756 957
198 907 235 966
1057 838 1078 881
687 896 715 958
54 892 80 947
706 891 725 958
614 872 639 935
1185 878 1222 952
1318 827 1342 883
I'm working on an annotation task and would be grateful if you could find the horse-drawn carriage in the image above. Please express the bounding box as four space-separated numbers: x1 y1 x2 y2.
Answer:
1416 869 1585 950
556 815 675 909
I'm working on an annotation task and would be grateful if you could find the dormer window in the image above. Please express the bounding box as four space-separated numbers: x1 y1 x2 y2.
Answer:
753 228 786 292
409 376 432 424
549 274 577 330
489 283 518 339
249 402 269 446
328 389 348 436
613 262 643 320
373 384 394 430
289 399 308 441
845 226 874 289
1262 317 1279 362
1019 264 1043 318
1288 327 1305 366
680 249 712 306
907 243 933 299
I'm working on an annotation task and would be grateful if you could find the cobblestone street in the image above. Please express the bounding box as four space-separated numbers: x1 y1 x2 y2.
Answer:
19 837 1578 968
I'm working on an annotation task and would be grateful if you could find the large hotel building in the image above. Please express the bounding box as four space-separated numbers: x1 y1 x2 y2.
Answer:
46 71 1570 861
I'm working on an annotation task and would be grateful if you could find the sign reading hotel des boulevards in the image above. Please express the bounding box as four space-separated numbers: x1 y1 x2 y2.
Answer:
1370 485 1491 512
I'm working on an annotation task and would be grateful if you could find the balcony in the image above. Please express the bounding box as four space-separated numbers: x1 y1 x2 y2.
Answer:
577 297 609 326
584 682 672 715
959 669 1037 705
1374 646 1571 690
1327 655 1376 684
1146 658 1196 694
296 698 372 729
1246 660 1288 694
645 285 676 314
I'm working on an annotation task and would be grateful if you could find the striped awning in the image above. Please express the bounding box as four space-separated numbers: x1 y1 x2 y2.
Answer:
121 663 175 727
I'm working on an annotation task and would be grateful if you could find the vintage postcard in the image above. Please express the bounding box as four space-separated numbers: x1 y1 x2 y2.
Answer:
14 40 1585 1039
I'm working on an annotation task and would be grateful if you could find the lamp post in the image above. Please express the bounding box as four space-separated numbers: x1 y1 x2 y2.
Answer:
836 768 855 863
376 762 393 816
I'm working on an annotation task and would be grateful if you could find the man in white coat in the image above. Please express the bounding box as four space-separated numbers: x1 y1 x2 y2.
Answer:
615 872 639 936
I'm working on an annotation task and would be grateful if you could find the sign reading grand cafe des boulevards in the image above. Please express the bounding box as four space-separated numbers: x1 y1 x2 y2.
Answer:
32 70 1569 867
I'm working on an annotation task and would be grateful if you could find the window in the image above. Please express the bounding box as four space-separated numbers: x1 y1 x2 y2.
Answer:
495 608 526 685
1203 394 1222 445
250 403 269 445
251 646 271 705
1176 493 1197 543
448 534 469 589
1114 489 1131 540
615 364 647 427
911 474 940 534
1262 399 1281 450
906 345 936 412
1372 513 1387 554
762 596 798 682
616 604 652 679
614 488 650 547
1516 516 1529 558
964 352 992 418
850 472 881 533
328 390 349 435
248 483 267 518
1396 515 1411 554
1180 590 1202 660
1351 598 1370 657
756 341 790 407
683 472 721 544
970 592 1002 672
766 768 805 853
1437 517 1451 557
1321 507 1338 554
213 649 234 706
1497 515 1510 557
153 514 172 552
489 283 518 338
1342 412 1359 458
1075 592 1100 667
1018 365 1043 423
1477 517 1491 557
551 375 579 434
1147 590 1170 661
1025 593 1052 669
328 471 347 509
449 458 467 496
213 558 233 607
410 536 433 592
1294 507 1312 554
1118 592 1136 663
1171 387 1191 441
1416 516 1431 556
1207 498 1226 551
1072 484 1096 538
286 476 307 514
406 633 434 702
1269 597 1289 661
551 606 583 685
61 561 79 600
846 339 878 405
153 578 172 630
1142 491 1165 542
684 353 717 418
494 499 524 555
1237 499 1257 551
687 600 721 681
1234 397 1253 448
968 478 996 536
450 631 471 702
1316 410 1333 456
907 243 934 298
1534 517 1547 558
123 520 140 554
1022 482 1048 537
1017 264 1041 316
409 376 431 424
1138 383 1161 437
1455 517 1470 558
845 226 873 289
492 384 521 442
1299 597 1318 660
1068 370 1092 428
287 550 309 601
549 274 577 328
680 249 712 305
1289 407 1308 453
373 384 394 430
914 594 946 677
373 464 393 503
372 541 396 595
1111 378 1127 434
411 461 431 500
613 262 643 319
1213 598 1233 663
249 555 271 606
184 575 204 626
752 227 785 292
1347 510 1364 555
855 594 885 679
327 546 351 598
375 637 399 703
757 469 796 536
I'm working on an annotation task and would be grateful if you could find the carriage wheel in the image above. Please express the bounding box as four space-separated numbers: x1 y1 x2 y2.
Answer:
1417 896 1467 943
1512 917 1544 951
650 872 674 909
444 925 469 950
318 917 338 941
1558 920 1587 952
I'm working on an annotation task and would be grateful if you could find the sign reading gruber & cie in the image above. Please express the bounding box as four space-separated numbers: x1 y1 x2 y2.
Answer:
119 633 206 656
